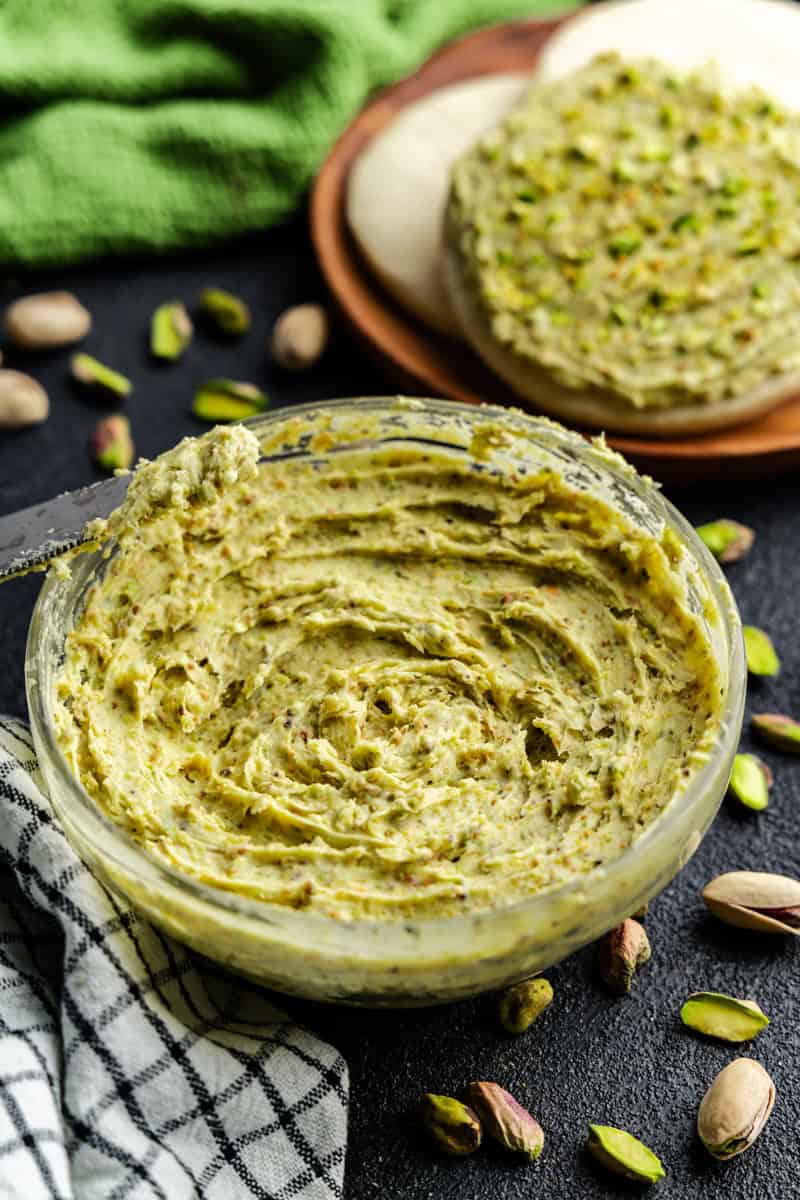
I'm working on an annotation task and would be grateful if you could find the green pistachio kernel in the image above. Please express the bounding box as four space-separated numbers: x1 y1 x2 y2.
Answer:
587 1125 665 1184
729 753 772 812
192 380 268 423
70 353 132 399
743 626 780 676
681 992 769 1042
151 301 193 360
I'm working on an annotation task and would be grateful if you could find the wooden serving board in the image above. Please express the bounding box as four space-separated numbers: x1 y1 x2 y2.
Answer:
310 15 800 483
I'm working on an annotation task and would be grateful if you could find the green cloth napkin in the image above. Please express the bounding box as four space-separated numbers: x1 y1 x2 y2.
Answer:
0 0 576 267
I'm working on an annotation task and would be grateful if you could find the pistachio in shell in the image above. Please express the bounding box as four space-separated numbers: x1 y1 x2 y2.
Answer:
697 1058 775 1160
728 754 772 812
4 291 91 349
680 992 769 1042
587 1125 665 1183
702 870 800 935
0 370 48 427
743 626 780 677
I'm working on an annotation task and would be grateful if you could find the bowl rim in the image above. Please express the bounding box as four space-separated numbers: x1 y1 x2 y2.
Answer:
25 395 746 960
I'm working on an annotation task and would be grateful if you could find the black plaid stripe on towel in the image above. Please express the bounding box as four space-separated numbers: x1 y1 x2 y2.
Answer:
0 717 348 1200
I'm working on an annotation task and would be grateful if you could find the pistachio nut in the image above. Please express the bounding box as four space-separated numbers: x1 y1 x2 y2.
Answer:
743 626 780 677
587 1125 665 1183
418 1093 481 1156
697 1058 775 1160
0 370 48 428
728 754 772 812
270 303 329 370
499 977 553 1035
4 291 91 349
696 519 754 563
752 712 800 755
193 380 268 423
91 414 134 472
680 992 769 1042
702 870 800 934
151 301 193 360
597 918 651 994
198 287 251 335
463 1082 543 1161
70 353 132 399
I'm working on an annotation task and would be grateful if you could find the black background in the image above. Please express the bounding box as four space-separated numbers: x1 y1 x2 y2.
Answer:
0 213 797 1199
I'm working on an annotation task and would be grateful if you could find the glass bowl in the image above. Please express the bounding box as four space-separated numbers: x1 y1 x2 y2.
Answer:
25 397 745 1007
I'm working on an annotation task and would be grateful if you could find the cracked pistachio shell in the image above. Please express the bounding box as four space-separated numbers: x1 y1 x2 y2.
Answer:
151 301 193 360
464 1082 543 1161
728 754 772 812
743 626 780 676
696 519 754 563
419 1093 482 1156
498 977 553 1034
703 871 800 934
71 353 132 398
697 1058 775 1160
587 1125 665 1183
198 287 251 335
681 992 769 1042
192 379 268 423
752 712 800 755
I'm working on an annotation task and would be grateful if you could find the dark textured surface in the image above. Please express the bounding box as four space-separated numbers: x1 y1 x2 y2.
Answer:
0 214 797 1200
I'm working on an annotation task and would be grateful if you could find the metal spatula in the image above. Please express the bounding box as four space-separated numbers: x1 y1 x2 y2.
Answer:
0 475 131 580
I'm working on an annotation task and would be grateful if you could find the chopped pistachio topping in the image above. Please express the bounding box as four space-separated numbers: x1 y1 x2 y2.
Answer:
447 55 800 411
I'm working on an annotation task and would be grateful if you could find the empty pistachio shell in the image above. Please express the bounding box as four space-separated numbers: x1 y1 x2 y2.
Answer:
728 754 772 812
270 303 328 370
198 287 250 335
418 1093 482 1156
70 353 132 399
499 977 553 1034
753 712 800 755
193 380 268 423
697 1058 775 1160
587 1125 665 1183
703 870 800 934
743 626 780 676
91 414 134 472
696 519 754 563
151 301 193 360
4 291 91 349
681 992 769 1042
0 370 48 427
597 918 651 994
464 1082 543 1160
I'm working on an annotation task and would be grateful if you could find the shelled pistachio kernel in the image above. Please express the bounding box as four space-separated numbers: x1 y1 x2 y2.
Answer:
151 301 193 360
498 977 553 1034
418 1093 481 1156
680 992 769 1042
198 287 250 335
464 1082 543 1160
597 918 651 994
728 753 772 811
193 379 268 422
752 712 800 754
743 626 780 676
91 414 134 472
70 353 132 399
696 519 754 563
697 1058 775 1160
587 1125 665 1183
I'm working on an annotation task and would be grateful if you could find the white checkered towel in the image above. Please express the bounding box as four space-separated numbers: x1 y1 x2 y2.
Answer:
0 717 348 1200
